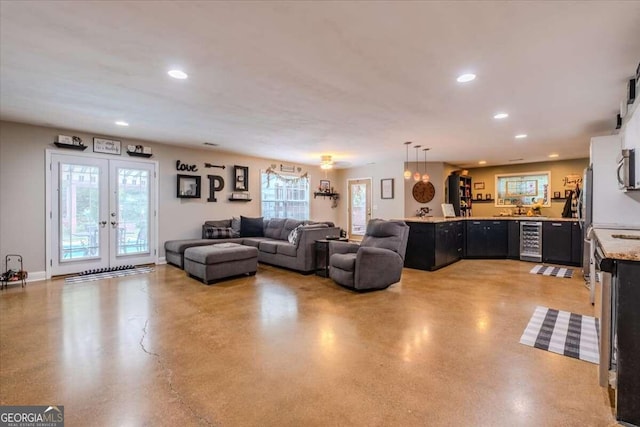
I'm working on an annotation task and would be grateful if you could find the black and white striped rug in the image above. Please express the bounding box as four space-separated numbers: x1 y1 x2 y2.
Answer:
65 266 154 284
529 264 574 278
519 306 599 364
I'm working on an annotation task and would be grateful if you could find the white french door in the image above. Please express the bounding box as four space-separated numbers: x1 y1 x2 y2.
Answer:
49 152 157 276
347 178 372 241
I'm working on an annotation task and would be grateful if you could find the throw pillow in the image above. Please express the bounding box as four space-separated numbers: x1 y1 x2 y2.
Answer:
287 224 303 246
231 216 241 237
204 226 234 239
240 216 264 237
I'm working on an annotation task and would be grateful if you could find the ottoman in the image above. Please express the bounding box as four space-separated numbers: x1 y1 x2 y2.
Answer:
184 243 258 284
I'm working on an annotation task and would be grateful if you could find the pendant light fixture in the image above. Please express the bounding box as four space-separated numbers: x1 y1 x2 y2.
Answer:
413 145 422 181
422 148 430 183
403 142 412 180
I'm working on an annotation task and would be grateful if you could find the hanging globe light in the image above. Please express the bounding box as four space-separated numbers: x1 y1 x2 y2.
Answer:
422 148 430 182
413 145 422 181
403 142 412 180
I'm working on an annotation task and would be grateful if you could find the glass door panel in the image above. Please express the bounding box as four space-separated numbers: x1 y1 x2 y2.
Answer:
52 154 109 276
109 160 156 267
348 179 372 241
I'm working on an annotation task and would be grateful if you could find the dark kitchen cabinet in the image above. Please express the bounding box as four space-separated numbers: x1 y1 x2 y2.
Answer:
571 221 583 266
542 221 572 265
466 220 508 258
405 221 463 271
508 220 521 259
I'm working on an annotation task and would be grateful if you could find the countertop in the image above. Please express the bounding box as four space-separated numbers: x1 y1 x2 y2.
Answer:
593 228 640 262
400 216 578 223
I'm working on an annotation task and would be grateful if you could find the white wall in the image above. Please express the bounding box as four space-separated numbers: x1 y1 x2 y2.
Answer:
0 121 339 273
336 162 405 227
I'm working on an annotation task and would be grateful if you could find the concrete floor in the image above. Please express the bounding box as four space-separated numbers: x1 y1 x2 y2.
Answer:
0 260 617 426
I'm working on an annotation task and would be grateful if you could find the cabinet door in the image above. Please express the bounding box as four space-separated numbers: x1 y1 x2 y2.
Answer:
485 221 508 257
508 220 520 259
453 221 464 261
570 221 583 266
542 221 572 265
404 223 435 270
466 221 487 257
434 223 449 267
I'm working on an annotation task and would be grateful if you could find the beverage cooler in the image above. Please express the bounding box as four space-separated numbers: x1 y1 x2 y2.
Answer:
519 221 542 262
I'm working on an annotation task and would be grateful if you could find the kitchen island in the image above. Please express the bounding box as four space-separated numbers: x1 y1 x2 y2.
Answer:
402 216 582 271
592 228 640 426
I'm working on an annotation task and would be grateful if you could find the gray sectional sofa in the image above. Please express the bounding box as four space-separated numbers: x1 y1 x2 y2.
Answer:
164 217 340 274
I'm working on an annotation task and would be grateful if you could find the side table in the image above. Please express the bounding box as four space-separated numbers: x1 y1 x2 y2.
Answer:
315 238 348 277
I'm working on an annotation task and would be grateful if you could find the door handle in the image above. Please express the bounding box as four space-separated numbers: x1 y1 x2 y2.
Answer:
111 221 118 228
99 221 107 228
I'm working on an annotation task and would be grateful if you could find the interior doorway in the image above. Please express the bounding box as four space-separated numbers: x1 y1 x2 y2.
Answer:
347 178 372 241
47 151 157 277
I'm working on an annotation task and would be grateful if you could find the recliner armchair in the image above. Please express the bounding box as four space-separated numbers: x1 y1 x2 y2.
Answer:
329 219 409 291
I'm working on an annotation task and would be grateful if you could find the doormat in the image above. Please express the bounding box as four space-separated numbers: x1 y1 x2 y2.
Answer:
529 264 573 278
65 266 154 284
519 306 599 364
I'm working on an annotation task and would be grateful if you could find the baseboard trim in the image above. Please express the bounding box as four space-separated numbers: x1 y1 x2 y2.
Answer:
25 271 46 283
157 257 167 265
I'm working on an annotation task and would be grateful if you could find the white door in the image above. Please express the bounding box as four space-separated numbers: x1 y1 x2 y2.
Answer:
50 153 156 276
347 178 372 241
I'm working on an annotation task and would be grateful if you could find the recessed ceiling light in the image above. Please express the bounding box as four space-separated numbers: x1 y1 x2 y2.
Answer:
493 113 509 120
168 69 188 79
115 121 129 126
549 153 559 158
515 134 528 139
456 73 476 83
478 160 487 165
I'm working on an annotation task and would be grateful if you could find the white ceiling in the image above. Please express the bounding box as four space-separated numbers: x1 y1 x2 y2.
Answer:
1 1 639 168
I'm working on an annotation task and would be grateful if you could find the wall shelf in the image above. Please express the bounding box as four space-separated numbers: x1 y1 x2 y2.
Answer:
313 191 339 200
54 142 87 151
228 197 252 202
127 151 152 158
473 199 495 203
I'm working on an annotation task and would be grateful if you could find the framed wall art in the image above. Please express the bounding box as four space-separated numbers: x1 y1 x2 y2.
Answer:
381 178 394 199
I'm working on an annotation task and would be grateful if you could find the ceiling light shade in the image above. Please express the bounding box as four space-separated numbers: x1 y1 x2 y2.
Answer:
168 69 188 79
456 73 476 83
549 153 559 158
320 155 333 169
515 134 528 139
493 113 509 119
478 160 487 165
115 121 129 126
403 141 412 180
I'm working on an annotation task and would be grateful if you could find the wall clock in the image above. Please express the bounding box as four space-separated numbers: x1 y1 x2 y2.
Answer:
412 181 436 203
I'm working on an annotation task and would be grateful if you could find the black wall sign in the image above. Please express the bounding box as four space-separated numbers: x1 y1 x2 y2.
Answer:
176 160 198 172
207 175 225 202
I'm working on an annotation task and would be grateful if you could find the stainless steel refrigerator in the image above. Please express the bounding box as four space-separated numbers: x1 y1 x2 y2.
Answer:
578 165 592 278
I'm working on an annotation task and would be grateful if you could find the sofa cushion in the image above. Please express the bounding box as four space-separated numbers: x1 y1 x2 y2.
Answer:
242 237 271 248
259 241 279 254
277 242 298 257
205 219 232 228
264 218 286 239
203 226 234 239
281 219 304 240
331 253 357 271
165 239 213 253
240 216 264 237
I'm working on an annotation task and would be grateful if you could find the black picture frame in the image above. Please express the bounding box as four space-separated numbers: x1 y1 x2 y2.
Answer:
485 193 491 200
177 174 201 198
553 191 561 198
565 189 572 198
381 178 394 199
233 165 249 191
476 193 483 200
320 180 331 192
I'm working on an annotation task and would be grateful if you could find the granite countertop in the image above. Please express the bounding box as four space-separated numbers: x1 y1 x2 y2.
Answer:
401 216 578 223
593 228 640 262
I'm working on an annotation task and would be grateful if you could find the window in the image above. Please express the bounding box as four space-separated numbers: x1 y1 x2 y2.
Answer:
261 171 310 220
495 171 551 207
